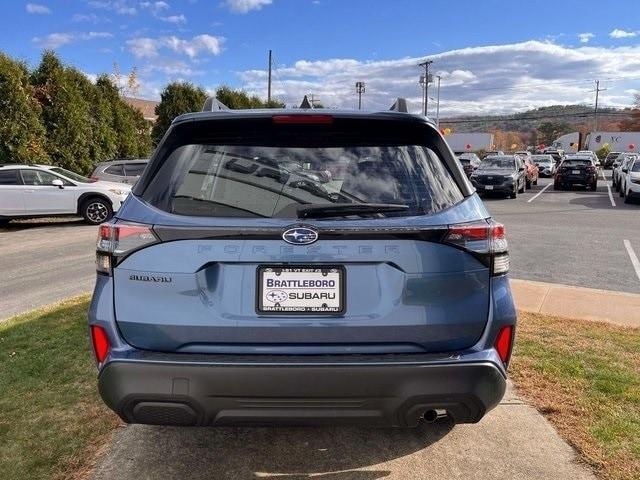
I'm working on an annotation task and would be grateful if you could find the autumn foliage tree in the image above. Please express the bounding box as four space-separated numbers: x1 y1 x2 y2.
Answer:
620 94 640 132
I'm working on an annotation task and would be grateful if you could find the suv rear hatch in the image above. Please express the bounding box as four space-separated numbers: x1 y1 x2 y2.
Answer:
102 112 505 354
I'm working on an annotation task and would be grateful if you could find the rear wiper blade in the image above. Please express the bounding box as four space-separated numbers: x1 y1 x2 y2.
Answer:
297 203 409 219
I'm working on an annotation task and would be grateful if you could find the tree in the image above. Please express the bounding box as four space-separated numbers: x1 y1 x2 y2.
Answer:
151 82 208 144
620 94 640 131
30 51 95 174
0 53 48 164
215 86 284 109
537 121 572 145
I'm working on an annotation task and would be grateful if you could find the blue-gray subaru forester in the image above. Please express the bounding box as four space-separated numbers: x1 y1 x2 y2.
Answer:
88 104 516 428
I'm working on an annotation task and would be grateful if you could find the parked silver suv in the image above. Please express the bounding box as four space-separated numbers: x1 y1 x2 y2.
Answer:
91 159 148 185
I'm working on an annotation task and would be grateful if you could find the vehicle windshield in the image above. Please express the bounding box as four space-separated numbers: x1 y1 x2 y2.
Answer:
479 157 515 169
49 167 90 183
143 144 464 218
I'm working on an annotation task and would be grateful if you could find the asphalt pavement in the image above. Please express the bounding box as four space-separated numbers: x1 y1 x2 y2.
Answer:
0 219 97 320
485 170 640 293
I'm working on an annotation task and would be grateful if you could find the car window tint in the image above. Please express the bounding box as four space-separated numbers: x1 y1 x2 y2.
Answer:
143 144 464 218
105 165 124 175
631 161 640 172
0 170 19 185
20 170 62 186
124 163 146 176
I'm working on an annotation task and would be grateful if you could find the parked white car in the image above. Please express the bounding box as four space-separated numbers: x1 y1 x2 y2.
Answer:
620 157 640 204
0 164 130 225
613 154 638 192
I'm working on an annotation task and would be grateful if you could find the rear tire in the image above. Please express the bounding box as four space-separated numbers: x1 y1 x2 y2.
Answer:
553 182 562 190
620 187 625 198
509 186 517 199
81 197 112 225
624 193 632 204
589 181 597 191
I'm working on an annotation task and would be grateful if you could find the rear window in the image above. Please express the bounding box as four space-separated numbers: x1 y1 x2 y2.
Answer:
142 143 463 218
0 170 19 185
105 165 124 175
124 163 146 176
480 157 515 169
562 160 591 167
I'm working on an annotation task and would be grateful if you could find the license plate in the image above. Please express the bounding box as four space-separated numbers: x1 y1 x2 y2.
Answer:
257 266 345 314
572 170 580 174
485 185 494 190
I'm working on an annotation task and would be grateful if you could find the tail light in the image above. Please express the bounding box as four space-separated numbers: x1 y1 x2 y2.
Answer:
444 221 509 275
96 222 158 275
90 325 110 363
495 325 514 365
586 166 596 173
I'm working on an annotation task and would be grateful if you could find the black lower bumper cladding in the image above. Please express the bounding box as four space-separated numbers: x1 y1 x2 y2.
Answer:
99 360 506 427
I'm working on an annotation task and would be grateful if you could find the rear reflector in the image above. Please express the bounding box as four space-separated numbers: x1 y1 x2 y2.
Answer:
272 115 333 125
495 325 514 365
90 325 110 363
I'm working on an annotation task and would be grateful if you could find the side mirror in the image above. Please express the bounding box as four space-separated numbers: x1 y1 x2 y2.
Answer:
51 179 64 189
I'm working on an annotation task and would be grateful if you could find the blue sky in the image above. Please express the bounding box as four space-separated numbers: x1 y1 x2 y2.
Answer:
3 0 640 115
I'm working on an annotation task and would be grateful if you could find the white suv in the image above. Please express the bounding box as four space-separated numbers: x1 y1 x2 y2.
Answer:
0 164 130 225
620 157 640 204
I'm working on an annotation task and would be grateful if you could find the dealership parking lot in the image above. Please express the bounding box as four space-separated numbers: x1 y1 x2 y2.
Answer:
1 169 639 322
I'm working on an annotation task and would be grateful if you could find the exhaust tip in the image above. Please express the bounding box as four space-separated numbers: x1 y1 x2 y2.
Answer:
423 410 438 423
423 409 448 423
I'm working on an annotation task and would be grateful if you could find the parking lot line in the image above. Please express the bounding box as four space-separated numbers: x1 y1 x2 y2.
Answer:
527 183 551 203
600 169 606 181
623 240 640 282
607 184 617 207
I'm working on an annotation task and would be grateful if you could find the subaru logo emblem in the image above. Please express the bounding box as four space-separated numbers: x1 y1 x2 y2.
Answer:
282 227 318 245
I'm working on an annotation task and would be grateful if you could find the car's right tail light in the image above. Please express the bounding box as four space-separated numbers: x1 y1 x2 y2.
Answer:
444 221 509 276
495 325 514 365
96 222 158 275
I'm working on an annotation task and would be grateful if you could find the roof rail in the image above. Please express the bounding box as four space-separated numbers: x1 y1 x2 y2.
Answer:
202 97 229 112
389 98 409 113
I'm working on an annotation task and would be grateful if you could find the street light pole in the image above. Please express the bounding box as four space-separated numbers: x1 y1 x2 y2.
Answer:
355 81 365 110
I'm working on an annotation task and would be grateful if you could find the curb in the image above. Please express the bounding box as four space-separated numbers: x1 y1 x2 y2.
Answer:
510 278 640 328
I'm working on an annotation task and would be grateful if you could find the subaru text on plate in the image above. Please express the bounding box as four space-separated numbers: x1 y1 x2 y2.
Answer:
88 101 517 428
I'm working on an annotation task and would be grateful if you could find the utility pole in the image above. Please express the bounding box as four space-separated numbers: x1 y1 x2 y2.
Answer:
593 80 606 131
267 49 272 103
435 75 441 127
355 81 365 110
417 60 433 116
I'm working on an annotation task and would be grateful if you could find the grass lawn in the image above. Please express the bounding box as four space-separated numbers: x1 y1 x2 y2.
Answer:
511 311 640 480
0 296 119 480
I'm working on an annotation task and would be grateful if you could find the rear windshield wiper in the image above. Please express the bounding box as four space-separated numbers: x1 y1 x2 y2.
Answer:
297 203 409 219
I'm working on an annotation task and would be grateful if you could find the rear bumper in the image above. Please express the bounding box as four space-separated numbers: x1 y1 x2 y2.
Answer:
98 358 506 427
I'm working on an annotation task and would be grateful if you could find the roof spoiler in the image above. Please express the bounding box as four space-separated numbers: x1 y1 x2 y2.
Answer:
202 97 229 112
389 98 408 113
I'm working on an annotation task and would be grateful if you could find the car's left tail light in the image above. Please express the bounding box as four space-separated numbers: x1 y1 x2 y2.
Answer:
96 222 158 275
90 325 110 363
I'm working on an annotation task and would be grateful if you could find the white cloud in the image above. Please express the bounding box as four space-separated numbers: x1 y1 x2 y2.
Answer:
610 28 637 39
72 13 101 22
87 0 136 15
223 0 272 13
127 34 224 58
32 31 113 48
578 32 594 43
26 3 51 14
236 41 640 115
159 14 186 24
140 1 169 13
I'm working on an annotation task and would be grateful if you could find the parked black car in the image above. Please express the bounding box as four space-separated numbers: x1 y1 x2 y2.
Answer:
470 155 526 198
603 151 622 169
554 157 598 191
